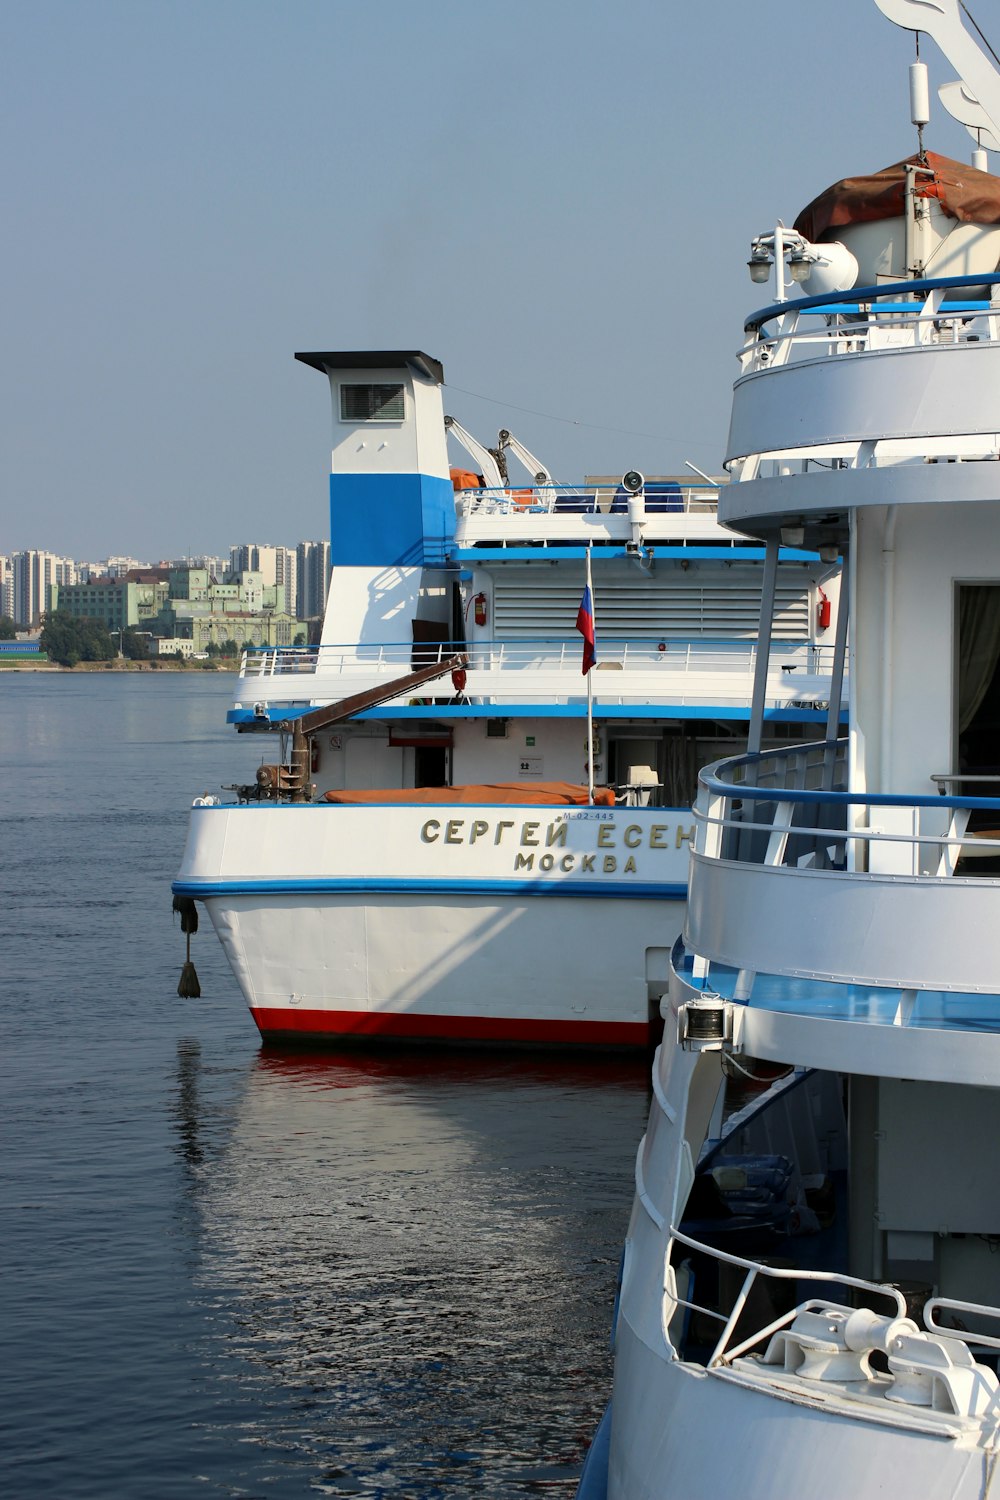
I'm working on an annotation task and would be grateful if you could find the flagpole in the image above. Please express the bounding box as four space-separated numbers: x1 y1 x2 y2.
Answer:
586 546 595 806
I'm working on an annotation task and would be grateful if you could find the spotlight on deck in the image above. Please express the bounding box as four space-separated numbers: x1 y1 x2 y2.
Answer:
622 470 645 493
748 249 772 284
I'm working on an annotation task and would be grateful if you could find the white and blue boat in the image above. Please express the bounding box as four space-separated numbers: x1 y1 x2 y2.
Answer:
588 0 1000 1493
173 352 840 1048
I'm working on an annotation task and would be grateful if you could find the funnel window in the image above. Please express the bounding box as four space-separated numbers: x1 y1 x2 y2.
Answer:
339 383 405 422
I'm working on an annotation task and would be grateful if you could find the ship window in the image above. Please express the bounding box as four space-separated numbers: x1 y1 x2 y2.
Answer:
339 383 405 423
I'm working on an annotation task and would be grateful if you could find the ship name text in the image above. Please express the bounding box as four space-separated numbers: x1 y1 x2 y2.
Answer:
418 817 694 876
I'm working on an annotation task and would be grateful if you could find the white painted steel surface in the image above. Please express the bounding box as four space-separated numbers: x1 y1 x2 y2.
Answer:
176 801 690 1030
727 339 1000 464
599 10 1000 1495
608 1324 993 1500
176 802 695 891
684 852 1000 993
206 890 677 1026
738 1008 1000 1088
720 460 1000 533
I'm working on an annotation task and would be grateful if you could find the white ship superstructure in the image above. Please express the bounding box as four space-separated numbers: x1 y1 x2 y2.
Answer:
593 1 1000 1494
174 351 840 1047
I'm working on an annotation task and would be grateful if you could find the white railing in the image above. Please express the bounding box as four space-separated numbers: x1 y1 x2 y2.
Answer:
739 275 1000 379
695 739 1000 877
240 638 840 694
926 1296 1000 1355
454 482 719 519
664 1224 906 1368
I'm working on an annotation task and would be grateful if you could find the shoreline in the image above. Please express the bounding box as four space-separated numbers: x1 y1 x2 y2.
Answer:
0 660 239 673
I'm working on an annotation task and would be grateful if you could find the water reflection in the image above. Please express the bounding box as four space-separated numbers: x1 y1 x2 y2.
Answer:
176 1046 649 1497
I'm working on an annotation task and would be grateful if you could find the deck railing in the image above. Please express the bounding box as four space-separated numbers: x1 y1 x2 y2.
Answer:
242 637 836 678
454 482 719 519
238 639 842 713
694 739 1000 877
664 1224 907 1368
740 273 1000 379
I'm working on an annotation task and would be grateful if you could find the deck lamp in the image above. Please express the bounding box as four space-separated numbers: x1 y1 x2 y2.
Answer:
748 250 772 284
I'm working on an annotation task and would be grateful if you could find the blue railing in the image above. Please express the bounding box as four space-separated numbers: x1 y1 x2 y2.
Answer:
696 740 1000 876
745 272 1000 335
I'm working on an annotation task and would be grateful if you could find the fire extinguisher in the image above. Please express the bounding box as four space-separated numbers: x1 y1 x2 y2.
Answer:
474 592 487 628
816 586 831 633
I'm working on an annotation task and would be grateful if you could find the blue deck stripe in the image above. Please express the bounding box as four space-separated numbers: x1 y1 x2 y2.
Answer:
229 703 842 725
172 877 688 900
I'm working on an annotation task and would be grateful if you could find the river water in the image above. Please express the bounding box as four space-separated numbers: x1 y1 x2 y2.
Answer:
1 673 651 1498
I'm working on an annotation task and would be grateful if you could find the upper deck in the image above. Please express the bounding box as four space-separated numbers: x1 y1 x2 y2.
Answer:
231 637 842 726
676 739 1000 1083
452 479 730 551
719 274 1000 540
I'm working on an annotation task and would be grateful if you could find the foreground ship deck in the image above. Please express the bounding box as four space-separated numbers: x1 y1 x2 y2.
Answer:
587 0 1000 1491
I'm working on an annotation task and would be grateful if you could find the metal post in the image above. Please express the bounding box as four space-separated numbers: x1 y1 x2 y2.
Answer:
823 554 850 795
747 536 780 756
585 547 595 806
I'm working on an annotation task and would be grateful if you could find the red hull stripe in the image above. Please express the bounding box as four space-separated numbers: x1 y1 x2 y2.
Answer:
251 1006 648 1047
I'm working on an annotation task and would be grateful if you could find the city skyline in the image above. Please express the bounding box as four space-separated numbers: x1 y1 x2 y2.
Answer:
0 540 331 629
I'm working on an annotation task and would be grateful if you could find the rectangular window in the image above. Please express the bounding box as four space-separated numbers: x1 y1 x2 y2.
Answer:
339 383 405 423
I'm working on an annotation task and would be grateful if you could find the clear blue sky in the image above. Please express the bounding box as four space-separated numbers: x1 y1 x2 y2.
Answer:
2 0 983 559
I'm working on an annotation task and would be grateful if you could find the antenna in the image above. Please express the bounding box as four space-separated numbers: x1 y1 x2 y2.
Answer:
684 460 717 486
911 33 930 158
875 0 1000 158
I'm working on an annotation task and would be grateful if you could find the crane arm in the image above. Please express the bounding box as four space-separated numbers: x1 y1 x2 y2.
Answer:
497 428 553 486
443 415 504 489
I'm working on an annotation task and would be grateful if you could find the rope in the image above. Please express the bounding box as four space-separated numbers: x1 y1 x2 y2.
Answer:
442 380 712 447
722 1053 794 1084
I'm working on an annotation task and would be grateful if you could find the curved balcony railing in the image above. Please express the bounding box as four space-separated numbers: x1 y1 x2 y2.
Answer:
663 1224 907 1368
695 739 1000 877
685 741 1000 994
662 1226 1000 1421
727 275 1000 479
740 273 1000 377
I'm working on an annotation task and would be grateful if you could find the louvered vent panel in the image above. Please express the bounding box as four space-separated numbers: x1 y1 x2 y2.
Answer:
492 572 809 639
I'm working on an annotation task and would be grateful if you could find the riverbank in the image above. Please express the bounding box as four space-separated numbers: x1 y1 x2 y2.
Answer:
0 659 238 672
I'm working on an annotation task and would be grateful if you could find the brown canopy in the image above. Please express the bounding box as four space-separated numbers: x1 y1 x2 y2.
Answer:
794 151 1000 242
323 781 616 806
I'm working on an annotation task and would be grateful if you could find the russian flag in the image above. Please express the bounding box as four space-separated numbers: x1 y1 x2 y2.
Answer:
576 585 596 674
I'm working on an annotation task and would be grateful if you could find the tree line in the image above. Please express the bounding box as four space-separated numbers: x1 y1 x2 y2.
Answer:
38 612 151 667
8 611 297 666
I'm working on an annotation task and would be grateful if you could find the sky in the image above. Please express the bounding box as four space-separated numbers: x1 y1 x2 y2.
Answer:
2 0 988 561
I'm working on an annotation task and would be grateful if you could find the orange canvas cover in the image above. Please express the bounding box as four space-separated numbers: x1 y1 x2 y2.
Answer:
794 152 1000 242
450 467 482 492
323 781 615 806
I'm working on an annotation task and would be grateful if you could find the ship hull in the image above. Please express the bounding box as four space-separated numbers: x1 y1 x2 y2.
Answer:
175 802 690 1048
609 1321 990 1500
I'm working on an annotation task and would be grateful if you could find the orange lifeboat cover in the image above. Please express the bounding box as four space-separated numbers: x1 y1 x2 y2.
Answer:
323 781 615 806
794 151 1000 242
450 467 482 492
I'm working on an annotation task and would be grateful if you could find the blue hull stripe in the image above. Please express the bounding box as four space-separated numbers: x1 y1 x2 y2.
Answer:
171 877 688 900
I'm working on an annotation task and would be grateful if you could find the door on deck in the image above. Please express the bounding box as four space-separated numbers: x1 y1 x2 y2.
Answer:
956 584 1000 863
